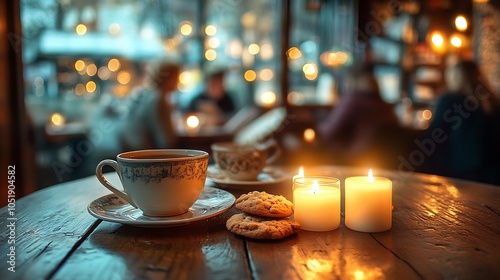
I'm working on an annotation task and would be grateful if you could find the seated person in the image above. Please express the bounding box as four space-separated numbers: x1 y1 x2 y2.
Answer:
317 64 399 163
188 69 235 126
418 60 500 185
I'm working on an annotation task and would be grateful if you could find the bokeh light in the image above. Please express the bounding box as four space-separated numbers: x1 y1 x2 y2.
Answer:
248 43 260 55
241 12 256 28
186 115 200 128
303 128 316 143
98 66 110 80
450 36 462 48
208 37 220 48
180 22 193 36
108 58 120 72
109 23 121 35
431 33 444 47
50 113 65 126
257 91 277 107
74 83 85 95
76 24 87 35
205 49 217 61
86 81 96 93
303 63 318 80
244 70 257 82
179 71 193 85
259 68 274 81
86 63 97 76
75 60 85 71
455 15 468 31
117 71 131 85
422 109 432 120
287 47 302 60
260 43 274 60
205 25 217 36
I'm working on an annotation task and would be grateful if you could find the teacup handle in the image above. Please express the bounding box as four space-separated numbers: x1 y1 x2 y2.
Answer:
265 140 281 165
96 160 137 208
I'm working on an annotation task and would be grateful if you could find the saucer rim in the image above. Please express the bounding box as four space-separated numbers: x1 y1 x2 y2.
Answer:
87 187 235 227
207 164 288 186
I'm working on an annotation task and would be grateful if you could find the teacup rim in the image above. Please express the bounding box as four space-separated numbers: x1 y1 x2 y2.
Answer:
211 142 258 152
117 149 208 162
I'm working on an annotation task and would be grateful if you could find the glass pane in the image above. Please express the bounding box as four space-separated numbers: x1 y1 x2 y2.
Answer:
287 0 355 106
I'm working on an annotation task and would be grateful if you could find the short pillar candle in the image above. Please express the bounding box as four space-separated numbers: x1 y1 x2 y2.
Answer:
345 169 392 232
293 176 340 231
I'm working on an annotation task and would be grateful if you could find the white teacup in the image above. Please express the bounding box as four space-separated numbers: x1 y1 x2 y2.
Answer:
96 149 209 217
211 139 281 181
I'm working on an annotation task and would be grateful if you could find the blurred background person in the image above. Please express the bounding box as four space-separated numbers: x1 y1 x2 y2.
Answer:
187 69 235 126
419 60 500 185
317 64 400 166
85 62 180 175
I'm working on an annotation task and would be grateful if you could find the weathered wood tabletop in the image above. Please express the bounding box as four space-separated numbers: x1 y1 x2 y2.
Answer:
1 166 499 280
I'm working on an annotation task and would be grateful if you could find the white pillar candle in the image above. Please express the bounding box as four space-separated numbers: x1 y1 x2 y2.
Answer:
293 176 340 231
345 169 392 232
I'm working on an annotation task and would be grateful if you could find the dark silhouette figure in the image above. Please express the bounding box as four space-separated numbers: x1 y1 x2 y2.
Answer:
418 60 500 185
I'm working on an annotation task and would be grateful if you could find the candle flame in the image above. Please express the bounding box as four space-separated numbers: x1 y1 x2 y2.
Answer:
368 169 374 183
298 166 304 177
312 180 319 194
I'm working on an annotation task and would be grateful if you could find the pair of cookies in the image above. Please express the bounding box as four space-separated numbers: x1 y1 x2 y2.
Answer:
226 191 300 240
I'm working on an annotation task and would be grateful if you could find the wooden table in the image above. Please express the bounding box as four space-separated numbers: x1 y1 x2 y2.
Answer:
1 166 499 279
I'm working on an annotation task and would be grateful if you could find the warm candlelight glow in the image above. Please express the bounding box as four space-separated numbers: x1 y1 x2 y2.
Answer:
345 171 392 232
244 70 256 82
205 49 217 61
108 58 120 72
303 128 315 143
450 36 462 48
256 91 276 107
75 24 87 35
186 115 200 128
312 180 319 194
368 169 374 183
50 113 65 126
293 176 341 231
86 63 97 76
86 81 96 93
248 43 260 55
287 47 302 60
431 33 444 47
205 25 217 36
354 270 365 280
298 166 304 177
180 22 193 36
455 15 468 31
117 71 131 85
74 60 85 72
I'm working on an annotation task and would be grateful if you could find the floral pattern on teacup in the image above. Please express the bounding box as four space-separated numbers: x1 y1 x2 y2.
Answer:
216 151 264 175
120 157 208 184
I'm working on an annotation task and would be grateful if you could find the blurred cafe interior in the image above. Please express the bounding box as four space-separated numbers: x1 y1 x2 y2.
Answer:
1 0 500 206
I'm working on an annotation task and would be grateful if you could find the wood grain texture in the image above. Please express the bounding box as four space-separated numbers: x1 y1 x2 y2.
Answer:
52 208 249 280
0 175 110 280
1 167 499 279
244 167 500 280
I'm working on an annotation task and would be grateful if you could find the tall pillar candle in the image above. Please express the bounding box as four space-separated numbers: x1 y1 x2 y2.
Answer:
345 169 392 232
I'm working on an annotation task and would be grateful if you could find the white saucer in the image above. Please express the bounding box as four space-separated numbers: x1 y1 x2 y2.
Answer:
87 187 235 228
207 164 288 188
